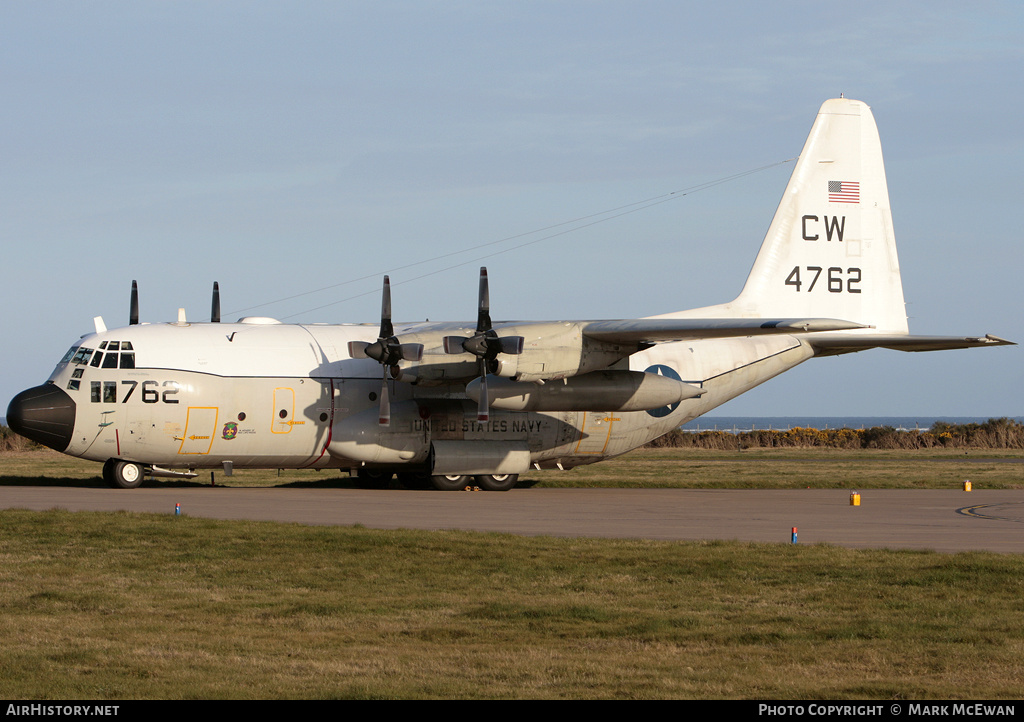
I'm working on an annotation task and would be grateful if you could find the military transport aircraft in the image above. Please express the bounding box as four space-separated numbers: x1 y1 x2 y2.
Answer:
6 98 1013 491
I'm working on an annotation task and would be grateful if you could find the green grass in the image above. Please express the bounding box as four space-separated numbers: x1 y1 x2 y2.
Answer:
1 509 1022 699
2 448 1023 699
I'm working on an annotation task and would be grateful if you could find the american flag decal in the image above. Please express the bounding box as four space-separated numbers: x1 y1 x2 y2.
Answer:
828 180 860 204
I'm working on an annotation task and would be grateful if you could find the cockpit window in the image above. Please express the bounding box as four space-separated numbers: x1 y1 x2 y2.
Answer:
70 342 136 370
72 347 94 365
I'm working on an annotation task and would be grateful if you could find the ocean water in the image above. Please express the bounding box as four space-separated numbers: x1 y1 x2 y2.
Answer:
681 416 1024 433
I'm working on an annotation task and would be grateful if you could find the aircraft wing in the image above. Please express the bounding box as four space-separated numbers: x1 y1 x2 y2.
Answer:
580 318 867 344
807 334 1015 357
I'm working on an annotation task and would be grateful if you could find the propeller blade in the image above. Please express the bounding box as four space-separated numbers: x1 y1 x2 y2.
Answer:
398 343 424 362
477 365 489 422
129 280 139 325
476 267 491 334
378 369 391 426
380 275 393 339
498 336 524 355
211 281 221 323
348 341 370 359
443 336 468 354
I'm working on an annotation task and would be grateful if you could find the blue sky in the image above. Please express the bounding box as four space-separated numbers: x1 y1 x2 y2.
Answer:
2 2 1020 417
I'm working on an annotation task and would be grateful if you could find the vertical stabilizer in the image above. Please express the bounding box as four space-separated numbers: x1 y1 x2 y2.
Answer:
736 98 908 333
667 98 909 334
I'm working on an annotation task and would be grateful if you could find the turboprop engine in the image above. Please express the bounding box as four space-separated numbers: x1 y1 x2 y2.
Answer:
357 267 640 424
391 322 633 384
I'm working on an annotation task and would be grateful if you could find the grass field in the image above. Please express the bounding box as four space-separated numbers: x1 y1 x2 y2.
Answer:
1 448 1023 699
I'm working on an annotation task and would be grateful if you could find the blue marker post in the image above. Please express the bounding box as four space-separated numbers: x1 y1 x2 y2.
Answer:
175 503 181 516
791 527 798 544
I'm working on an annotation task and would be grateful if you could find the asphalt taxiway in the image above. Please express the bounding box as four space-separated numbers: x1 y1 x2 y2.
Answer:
2 486 1022 553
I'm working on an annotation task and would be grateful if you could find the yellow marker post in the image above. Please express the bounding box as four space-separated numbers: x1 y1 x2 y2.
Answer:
963 480 972 492
850 491 861 506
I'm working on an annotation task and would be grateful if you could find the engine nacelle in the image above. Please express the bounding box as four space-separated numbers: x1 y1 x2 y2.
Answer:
486 322 635 382
384 322 636 384
466 370 705 412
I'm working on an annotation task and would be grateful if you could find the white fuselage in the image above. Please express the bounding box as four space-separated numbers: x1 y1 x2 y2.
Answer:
46 318 812 472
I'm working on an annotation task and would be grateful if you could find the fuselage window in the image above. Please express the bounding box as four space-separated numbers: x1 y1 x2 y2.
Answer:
119 353 135 369
91 382 101 403
67 379 80 391
102 381 116 403
102 353 118 369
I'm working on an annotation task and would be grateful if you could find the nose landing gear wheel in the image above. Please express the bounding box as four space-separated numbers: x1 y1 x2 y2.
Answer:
103 459 145 489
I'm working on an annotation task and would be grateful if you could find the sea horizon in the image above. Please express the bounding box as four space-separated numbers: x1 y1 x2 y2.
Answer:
681 416 1024 433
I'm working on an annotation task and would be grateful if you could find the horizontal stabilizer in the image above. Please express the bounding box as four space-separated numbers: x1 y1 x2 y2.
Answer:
582 318 867 344
809 333 1015 356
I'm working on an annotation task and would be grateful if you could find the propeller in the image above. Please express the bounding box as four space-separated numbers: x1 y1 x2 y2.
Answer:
443 267 524 421
129 280 139 325
347 276 423 425
130 280 221 325
211 282 220 323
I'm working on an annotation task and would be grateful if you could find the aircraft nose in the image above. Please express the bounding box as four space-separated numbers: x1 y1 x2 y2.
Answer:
6 383 76 453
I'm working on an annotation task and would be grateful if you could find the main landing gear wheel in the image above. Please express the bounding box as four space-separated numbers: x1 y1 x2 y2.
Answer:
476 474 519 492
431 474 472 491
355 469 394 489
397 471 432 490
104 459 145 489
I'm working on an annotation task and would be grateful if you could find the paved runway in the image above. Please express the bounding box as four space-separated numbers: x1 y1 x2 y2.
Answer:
2 485 1022 553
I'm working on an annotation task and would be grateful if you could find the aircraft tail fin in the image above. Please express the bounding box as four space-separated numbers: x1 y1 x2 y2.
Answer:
736 98 908 333
665 98 909 335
